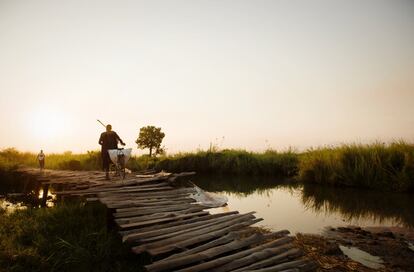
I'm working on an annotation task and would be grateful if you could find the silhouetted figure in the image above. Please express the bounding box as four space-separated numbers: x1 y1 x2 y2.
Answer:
37 150 45 171
99 124 125 180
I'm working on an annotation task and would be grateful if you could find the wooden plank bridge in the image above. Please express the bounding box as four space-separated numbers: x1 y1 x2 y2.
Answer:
20 168 316 272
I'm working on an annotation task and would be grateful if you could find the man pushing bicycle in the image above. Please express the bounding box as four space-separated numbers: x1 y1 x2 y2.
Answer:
99 124 125 180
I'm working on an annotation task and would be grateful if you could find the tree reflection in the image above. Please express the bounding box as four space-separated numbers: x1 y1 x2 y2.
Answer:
192 175 414 228
192 175 299 196
301 183 414 228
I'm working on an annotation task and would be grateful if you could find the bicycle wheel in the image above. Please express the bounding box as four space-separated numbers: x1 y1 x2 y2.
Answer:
109 163 117 179
121 167 126 179
119 156 126 179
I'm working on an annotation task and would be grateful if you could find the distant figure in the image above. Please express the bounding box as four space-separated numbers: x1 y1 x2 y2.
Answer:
37 150 45 171
99 124 125 180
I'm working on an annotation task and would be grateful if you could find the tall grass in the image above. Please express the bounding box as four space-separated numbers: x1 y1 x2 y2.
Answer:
1 142 414 191
299 142 414 192
156 149 299 177
0 148 151 172
0 201 148 272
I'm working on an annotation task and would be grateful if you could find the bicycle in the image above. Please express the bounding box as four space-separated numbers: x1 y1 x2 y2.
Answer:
108 148 132 180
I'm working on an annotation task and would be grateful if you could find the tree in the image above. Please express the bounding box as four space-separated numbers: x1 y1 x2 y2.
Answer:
135 126 165 157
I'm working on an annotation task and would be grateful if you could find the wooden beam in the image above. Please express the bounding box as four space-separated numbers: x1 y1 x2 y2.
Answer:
137 219 262 256
118 210 209 229
145 233 266 272
122 211 239 242
172 235 294 272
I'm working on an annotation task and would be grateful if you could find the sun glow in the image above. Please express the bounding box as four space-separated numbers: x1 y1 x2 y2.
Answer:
29 109 69 140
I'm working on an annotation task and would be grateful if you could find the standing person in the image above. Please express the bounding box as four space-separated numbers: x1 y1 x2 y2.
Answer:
99 124 125 180
37 150 45 171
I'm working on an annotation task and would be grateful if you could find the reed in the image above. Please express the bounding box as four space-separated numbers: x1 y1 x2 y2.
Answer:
1 141 413 191
155 149 299 177
299 141 414 191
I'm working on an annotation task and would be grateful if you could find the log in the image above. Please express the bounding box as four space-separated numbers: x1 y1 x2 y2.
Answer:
119 210 209 229
115 202 200 213
99 194 192 203
56 185 176 195
98 187 195 197
99 194 192 202
116 208 212 226
162 231 247 261
122 211 239 242
95 182 172 189
140 218 262 256
106 198 195 209
134 213 256 252
119 211 235 236
243 259 311 272
214 247 303 272
145 233 266 272
92 183 170 192
114 204 208 219
175 236 294 272
102 194 192 202
129 213 251 243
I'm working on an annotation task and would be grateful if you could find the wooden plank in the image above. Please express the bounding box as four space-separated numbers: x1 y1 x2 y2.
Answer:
105 196 194 204
227 248 303 272
137 218 262 256
115 202 199 213
161 229 252 261
133 213 256 252
119 211 231 236
56 185 176 195
114 204 208 219
241 259 311 272
119 210 209 229
172 235 294 272
122 211 239 242
116 209 211 226
105 198 196 209
145 233 266 272
99 194 192 202
125 213 251 243
98 187 195 197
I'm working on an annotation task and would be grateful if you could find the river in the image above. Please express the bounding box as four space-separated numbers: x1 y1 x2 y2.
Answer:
192 175 414 234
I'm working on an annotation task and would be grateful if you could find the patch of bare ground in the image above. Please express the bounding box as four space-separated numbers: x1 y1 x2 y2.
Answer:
324 227 414 272
294 233 387 272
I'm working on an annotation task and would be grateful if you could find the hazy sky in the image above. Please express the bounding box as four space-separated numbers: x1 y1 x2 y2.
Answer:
1 0 413 153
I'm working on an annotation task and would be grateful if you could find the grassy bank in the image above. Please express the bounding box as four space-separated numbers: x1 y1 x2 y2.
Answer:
299 142 414 192
155 149 299 177
0 201 147 272
1 142 414 191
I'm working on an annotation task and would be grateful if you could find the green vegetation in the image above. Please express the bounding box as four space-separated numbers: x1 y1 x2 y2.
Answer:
0 148 102 171
1 141 414 191
299 142 414 192
0 201 148 272
136 126 165 157
156 149 299 177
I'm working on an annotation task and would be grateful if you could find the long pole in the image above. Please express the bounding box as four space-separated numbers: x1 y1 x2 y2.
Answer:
97 119 106 128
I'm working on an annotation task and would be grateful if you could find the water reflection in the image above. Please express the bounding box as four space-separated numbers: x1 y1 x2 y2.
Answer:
190 175 299 196
301 183 414 228
0 171 55 211
192 175 414 233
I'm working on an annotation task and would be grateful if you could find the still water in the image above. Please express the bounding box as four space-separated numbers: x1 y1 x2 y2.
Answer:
192 176 414 234
0 172 55 211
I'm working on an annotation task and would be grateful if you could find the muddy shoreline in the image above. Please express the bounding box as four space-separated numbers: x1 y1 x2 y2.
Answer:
297 226 414 271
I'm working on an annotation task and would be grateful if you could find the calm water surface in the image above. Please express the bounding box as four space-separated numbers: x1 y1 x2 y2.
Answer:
0 172 55 211
192 176 414 234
